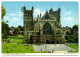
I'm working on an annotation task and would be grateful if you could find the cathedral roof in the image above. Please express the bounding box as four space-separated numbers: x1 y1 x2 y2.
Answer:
42 11 50 19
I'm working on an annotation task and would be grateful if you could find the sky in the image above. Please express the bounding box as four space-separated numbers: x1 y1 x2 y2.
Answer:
2 1 78 27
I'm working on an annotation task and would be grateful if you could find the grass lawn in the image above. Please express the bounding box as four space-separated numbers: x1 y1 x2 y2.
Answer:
2 43 34 53
2 43 46 53
2 35 47 53
2 35 25 44
8 35 24 39
10 39 24 43
67 45 79 53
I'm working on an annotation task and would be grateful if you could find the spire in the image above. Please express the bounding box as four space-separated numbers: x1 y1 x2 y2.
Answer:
23 3 25 8
59 4 60 8
50 4 52 9
23 4 26 11
32 5 34 11
32 4 33 7
46 8 48 11
58 4 61 12
46 9 48 13
24 4 25 7
40 12 41 17
58 4 61 10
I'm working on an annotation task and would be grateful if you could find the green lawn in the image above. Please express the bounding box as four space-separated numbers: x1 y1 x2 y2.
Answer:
2 43 46 53
8 35 24 39
2 35 46 53
10 39 24 43
2 43 34 53
2 35 25 44
67 45 79 53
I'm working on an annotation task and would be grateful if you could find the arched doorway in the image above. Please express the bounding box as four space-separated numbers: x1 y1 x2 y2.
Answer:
43 23 53 35
46 40 49 44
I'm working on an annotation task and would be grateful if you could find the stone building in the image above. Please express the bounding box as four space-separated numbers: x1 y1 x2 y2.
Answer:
22 6 65 44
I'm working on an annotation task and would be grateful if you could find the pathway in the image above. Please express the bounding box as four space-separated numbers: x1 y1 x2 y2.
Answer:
33 44 76 53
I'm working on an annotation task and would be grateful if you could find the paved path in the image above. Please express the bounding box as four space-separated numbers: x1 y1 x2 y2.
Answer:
33 44 76 53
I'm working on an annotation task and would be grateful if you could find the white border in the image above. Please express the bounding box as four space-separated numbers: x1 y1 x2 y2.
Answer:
0 0 80 57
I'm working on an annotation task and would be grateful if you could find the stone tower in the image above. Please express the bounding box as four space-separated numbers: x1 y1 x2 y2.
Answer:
23 6 34 40
22 5 65 44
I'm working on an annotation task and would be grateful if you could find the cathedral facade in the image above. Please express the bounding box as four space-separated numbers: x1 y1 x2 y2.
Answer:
23 6 65 44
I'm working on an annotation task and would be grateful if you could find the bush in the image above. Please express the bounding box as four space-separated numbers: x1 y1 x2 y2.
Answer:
65 35 78 43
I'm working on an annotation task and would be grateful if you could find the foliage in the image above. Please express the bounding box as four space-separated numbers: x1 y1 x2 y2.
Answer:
72 25 78 30
18 25 23 35
13 25 23 35
65 35 78 43
18 25 23 31
13 27 20 34
2 6 9 39
1 6 6 19
2 22 9 39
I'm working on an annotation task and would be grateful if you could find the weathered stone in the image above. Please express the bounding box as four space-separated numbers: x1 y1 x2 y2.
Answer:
23 6 65 44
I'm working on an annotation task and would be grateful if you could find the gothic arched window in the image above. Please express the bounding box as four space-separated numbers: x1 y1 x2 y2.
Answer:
43 23 53 35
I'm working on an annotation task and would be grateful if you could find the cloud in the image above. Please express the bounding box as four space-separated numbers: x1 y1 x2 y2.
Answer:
64 11 73 21
8 9 44 17
17 12 23 16
34 9 45 17
9 14 16 16
3 16 9 19
65 11 71 15
64 17 73 20
13 18 19 21
18 13 23 16
17 12 22 14
9 11 23 16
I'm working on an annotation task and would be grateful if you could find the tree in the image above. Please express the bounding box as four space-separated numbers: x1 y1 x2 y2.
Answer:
18 28 20 34
65 35 78 43
2 6 9 39
2 22 9 39
13 27 20 35
1 6 6 19
18 25 23 31
72 25 78 30
18 25 23 35
12 26 14 29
